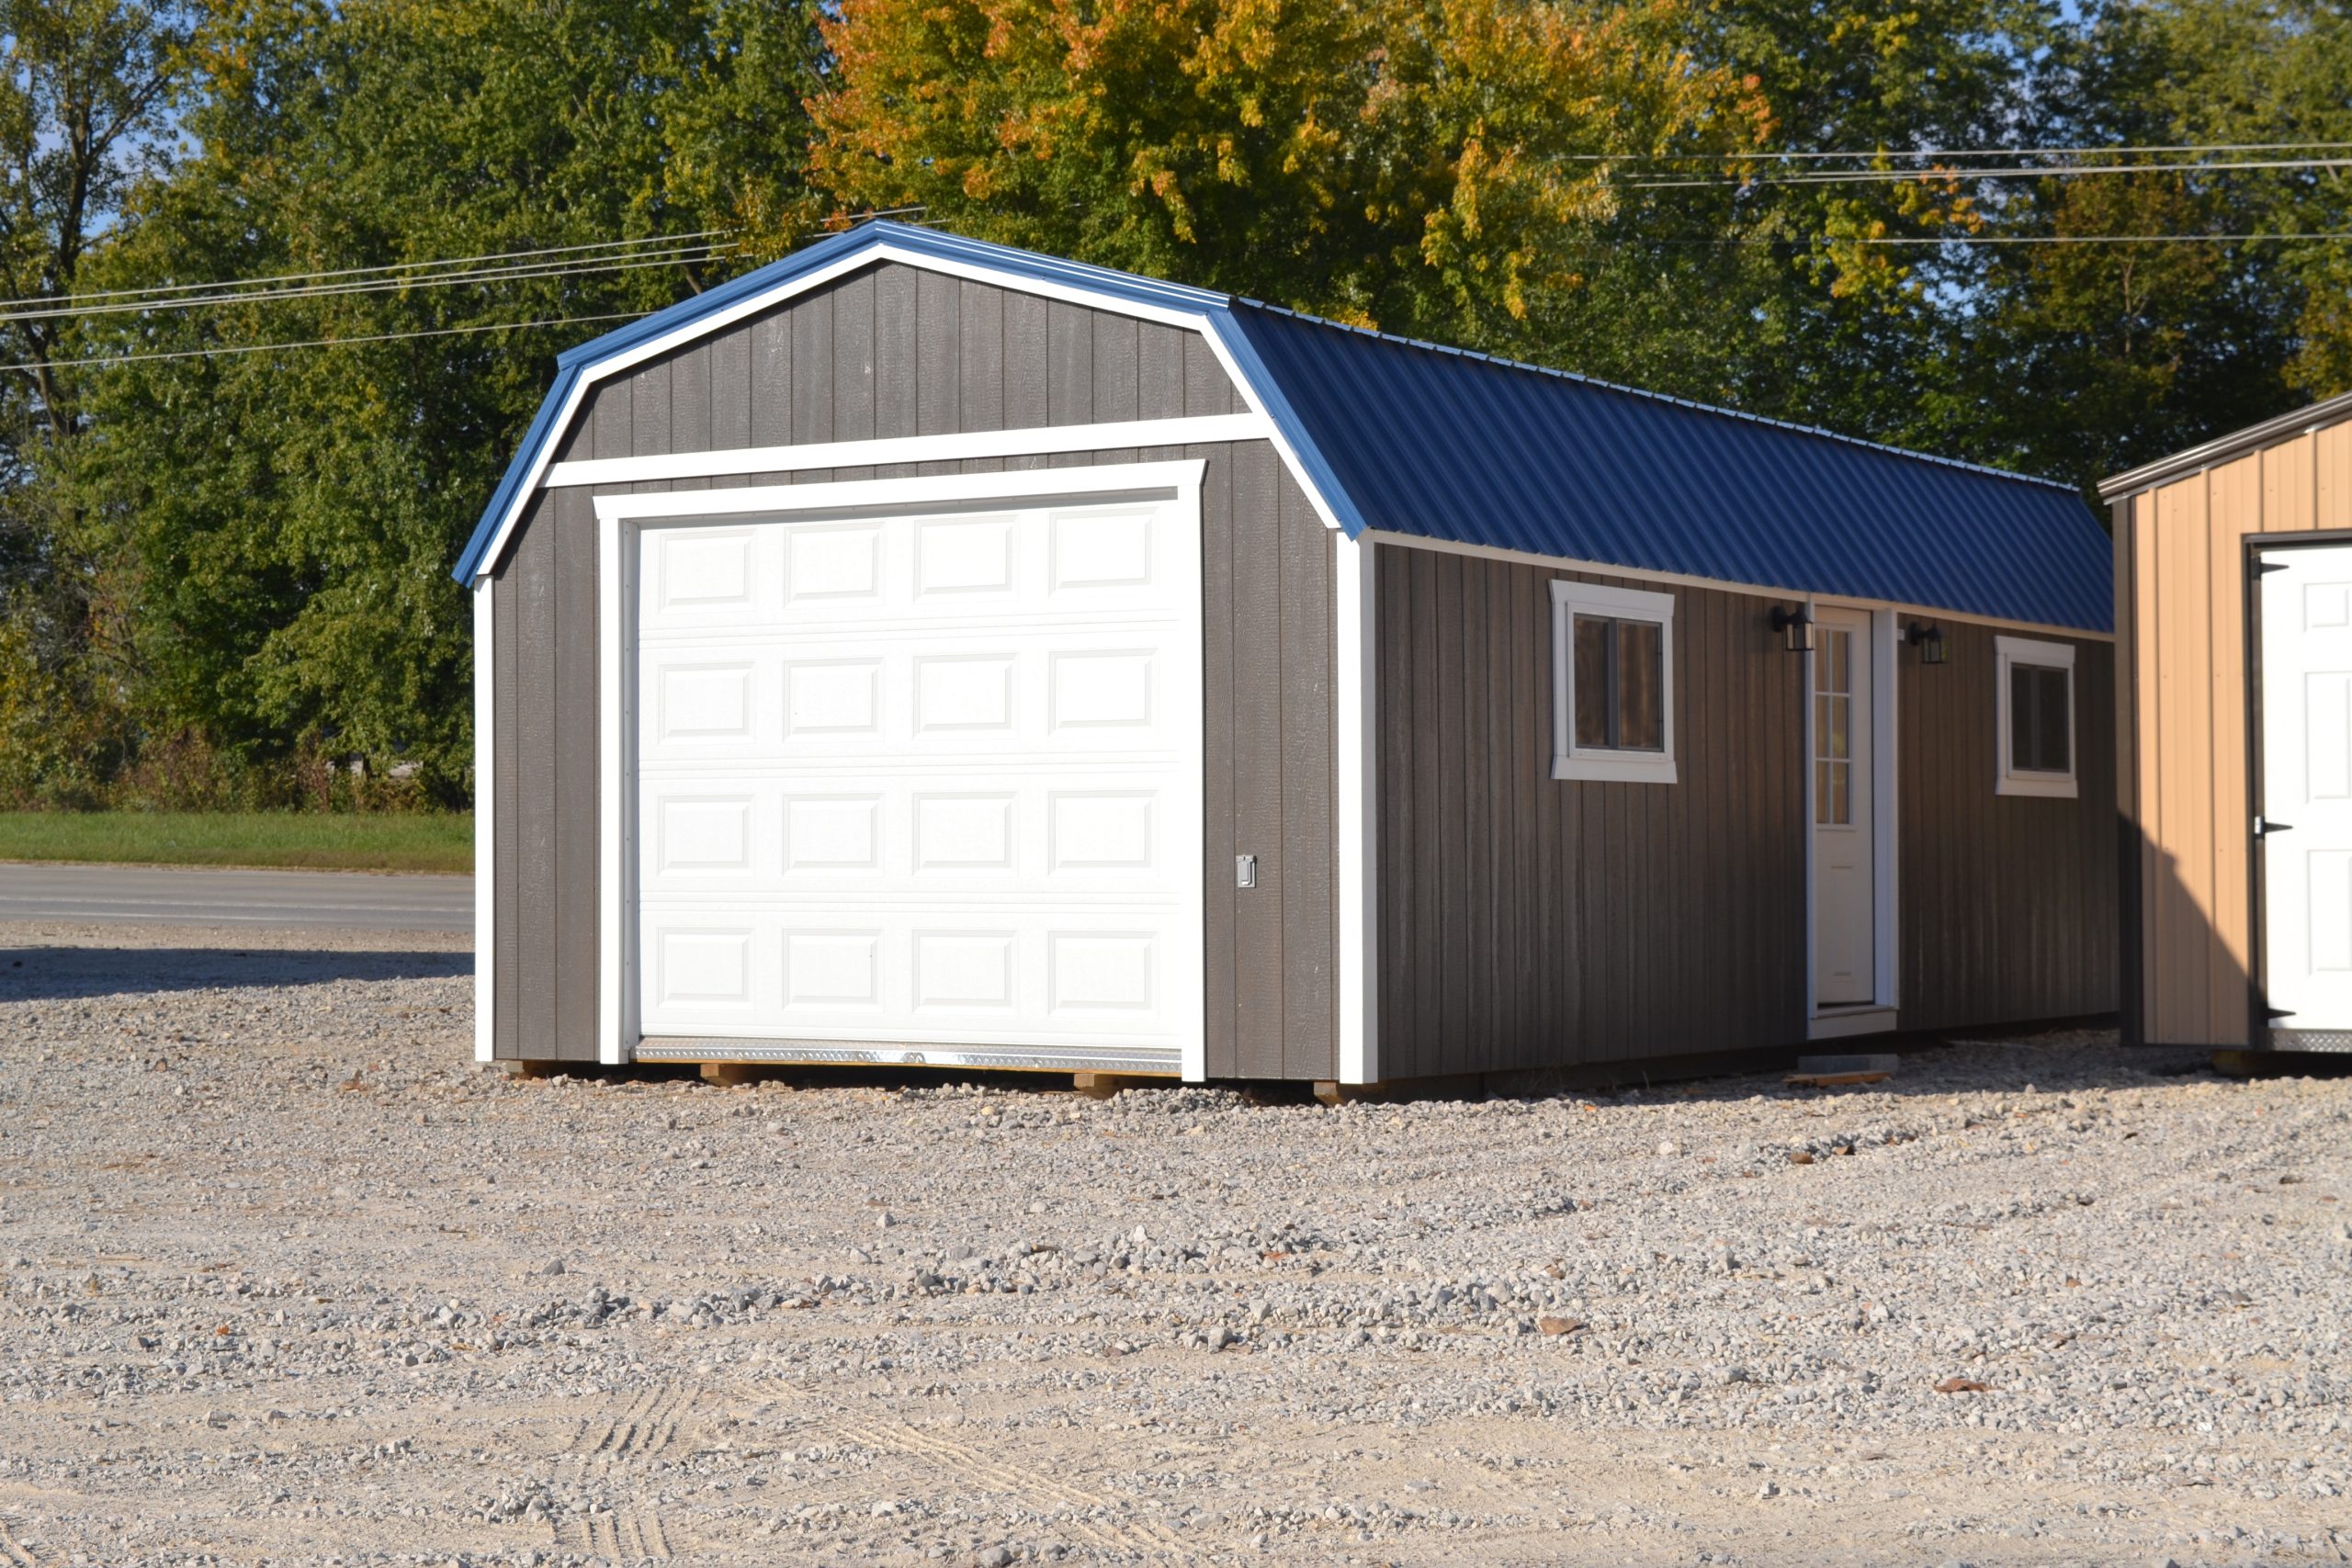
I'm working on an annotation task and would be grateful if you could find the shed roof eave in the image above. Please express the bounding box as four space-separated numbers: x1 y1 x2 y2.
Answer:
2098 388 2352 502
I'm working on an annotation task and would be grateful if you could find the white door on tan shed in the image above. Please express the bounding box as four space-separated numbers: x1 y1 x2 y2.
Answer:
628 491 1204 1072
2259 543 2352 1040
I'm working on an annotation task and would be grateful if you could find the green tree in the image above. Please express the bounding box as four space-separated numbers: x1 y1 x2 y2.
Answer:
68 0 824 801
0 1 196 805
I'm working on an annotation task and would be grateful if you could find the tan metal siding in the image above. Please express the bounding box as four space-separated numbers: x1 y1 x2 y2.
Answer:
1372 547 1809 1076
2117 413 2352 1044
484 261 1333 1077
1893 622 2119 1031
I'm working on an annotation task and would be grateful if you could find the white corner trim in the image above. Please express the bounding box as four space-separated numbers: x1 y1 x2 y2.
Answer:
544 413 1272 490
1336 533 1379 1085
594 459 1212 1080
1549 578 1678 784
597 502 629 1067
1994 633 2081 799
472 581 495 1064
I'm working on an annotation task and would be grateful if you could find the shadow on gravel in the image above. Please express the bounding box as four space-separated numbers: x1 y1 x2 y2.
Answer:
0 946 472 1001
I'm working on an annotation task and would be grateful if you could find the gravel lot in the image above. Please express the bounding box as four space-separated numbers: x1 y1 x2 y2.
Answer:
2 919 2348 1567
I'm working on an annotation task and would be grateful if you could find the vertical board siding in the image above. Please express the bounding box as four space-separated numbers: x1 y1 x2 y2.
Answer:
1372 548 1807 1073
1894 622 2119 1032
2117 414 2352 1044
485 260 1337 1076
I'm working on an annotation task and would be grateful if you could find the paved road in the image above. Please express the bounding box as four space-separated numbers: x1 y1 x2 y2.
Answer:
0 863 474 932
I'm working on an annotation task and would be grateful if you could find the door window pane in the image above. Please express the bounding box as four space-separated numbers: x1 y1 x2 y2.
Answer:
1814 630 1854 824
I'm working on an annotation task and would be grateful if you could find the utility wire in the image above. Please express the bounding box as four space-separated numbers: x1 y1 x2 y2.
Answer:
0 231 735 314
3 310 655 375
1628 155 2352 189
1571 141 2352 163
0 242 734 326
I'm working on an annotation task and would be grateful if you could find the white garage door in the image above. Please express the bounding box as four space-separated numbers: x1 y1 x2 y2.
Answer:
629 489 1204 1073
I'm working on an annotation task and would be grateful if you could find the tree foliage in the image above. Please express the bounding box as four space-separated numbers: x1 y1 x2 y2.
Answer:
0 0 2343 807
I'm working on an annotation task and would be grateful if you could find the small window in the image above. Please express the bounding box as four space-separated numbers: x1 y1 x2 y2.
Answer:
1552 581 1676 784
1995 635 2077 798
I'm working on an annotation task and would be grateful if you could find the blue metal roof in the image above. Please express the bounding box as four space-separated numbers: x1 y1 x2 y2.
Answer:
457 221 2111 634
1223 304 2111 633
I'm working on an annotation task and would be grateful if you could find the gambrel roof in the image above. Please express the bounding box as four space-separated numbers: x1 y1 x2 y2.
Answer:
458 221 2111 634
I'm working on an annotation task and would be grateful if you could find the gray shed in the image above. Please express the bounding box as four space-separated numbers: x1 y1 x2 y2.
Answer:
456 222 2119 1085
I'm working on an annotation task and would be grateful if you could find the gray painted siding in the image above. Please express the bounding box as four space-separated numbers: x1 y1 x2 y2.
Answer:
1896 624 2120 1029
1374 547 1809 1077
1371 546 2119 1077
487 261 1333 1078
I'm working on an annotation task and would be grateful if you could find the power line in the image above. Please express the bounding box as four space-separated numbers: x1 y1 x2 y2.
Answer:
0 242 734 326
1628 155 2352 189
0 231 737 314
4 310 653 375
1573 141 2352 163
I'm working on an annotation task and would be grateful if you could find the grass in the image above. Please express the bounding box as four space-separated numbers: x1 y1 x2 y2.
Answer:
0 811 473 874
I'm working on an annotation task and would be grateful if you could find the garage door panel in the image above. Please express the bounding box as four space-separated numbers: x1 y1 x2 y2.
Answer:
632 490 1202 1066
639 771 1177 891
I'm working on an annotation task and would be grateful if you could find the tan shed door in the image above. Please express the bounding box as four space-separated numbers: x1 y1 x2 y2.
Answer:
629 491 1205 1074
1812 608 1876 1007
2258 545 2352 1038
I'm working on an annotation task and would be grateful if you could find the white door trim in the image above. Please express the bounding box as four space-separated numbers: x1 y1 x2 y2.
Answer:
1803 602 1901 1021
545 413 1271 490
472 581 496 1063
1335 533 1380 1084
594 460 1212 1077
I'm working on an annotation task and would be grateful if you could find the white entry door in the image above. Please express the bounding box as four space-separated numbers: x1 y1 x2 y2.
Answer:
2258 544 2352 1036
1812 608 1876 1007
628 489 1204 1073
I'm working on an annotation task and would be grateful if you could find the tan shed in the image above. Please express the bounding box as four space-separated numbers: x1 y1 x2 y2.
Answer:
2106 390 2352 1051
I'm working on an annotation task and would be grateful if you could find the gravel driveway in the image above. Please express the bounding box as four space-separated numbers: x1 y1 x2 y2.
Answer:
2 919 2346 1567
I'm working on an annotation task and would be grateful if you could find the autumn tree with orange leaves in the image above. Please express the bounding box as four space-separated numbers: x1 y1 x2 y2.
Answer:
810 0 1772 351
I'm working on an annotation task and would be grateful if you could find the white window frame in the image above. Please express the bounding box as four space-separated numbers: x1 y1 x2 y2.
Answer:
1551 580 1677 784
1995 634 2078 798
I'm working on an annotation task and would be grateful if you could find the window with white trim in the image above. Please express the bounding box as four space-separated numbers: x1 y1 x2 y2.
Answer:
1995 634 2077 797
1551 580 1677 784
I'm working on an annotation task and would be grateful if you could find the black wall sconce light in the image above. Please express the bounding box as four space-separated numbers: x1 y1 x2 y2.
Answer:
1905 621 1949 665
1770 605 1815 653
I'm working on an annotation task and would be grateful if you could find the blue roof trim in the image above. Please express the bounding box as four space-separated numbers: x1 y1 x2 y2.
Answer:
452 221 1237 582
454 220 2110 635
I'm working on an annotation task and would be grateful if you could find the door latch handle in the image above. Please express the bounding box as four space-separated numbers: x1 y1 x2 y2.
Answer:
2256 817 2294 836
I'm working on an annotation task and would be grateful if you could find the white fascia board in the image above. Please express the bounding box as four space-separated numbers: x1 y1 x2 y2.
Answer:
472 580 495 1064
545 412 1270 490
1365 531 2119 643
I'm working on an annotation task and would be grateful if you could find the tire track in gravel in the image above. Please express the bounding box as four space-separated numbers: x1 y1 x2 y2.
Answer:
834 1417 1189 1552
549 1383 695 1559
0 1512 36 1568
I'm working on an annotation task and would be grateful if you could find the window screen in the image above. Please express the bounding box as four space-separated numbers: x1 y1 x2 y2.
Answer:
2008 663 2071 774
1572 614 1665 753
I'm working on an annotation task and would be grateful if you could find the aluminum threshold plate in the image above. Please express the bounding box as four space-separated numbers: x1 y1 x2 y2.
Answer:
2266 1027 2352 1054
633 1037 1182 1076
